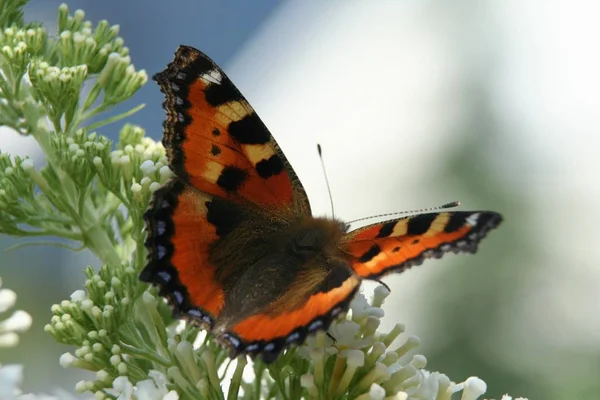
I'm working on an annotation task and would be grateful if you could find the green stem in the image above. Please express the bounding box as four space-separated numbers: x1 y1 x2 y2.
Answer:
5 240 84 253
227 357 247 400
254 363 266 398
84 103 145 131
82 221 121 267
14 73 22 99
80 102 111 121
268 364 291 400
133 217 147 271
118 342 170 366
13 227 82 241
0 70 15 102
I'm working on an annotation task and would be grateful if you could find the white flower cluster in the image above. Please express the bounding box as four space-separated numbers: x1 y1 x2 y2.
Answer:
297 286 528 400
96 52 148 99
0 276 31 347
0 26 46 66
56 3 127 74
31 62 88 87
114 136 173 197
0 276 37 399
86 370 178 400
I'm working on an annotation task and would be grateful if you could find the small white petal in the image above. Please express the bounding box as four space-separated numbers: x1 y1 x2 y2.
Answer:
372 285 391 306
460 376 487 400
369 383 386 400
159 166 174 181
131 183 142 193
59 352 77 368
21 159 34 170
164 391 179 400
70 290 88 302
0 310 32 333
96 369 109 382
136 378 163 400
343 349 365 367
113 376 134 399
0 364 23 393
300 373 316 390
80 299 94 310
140 160 156 176
0 289 17 312
350 293 369 315
0 332 19 347
365 306 385 318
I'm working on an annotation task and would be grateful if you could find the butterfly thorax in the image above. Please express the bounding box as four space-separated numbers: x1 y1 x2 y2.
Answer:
209 212 353 327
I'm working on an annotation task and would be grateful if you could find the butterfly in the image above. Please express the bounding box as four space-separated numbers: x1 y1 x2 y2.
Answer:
140 45 503 363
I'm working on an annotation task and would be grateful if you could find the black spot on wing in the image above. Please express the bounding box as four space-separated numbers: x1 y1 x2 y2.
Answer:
315 265 352 293
256 155 284 179
212 128 220 137
210 145 221 156
205 197 246 237
217 166 247 192
228 114 270 144
392 246 401 252
376 221 396 238
444 213 467 233
204 77 242 107
359 244 381 263
406 214 437 236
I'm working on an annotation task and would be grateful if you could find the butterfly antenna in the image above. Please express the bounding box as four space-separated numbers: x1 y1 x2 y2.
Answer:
346 201 461 225
317 144 335 218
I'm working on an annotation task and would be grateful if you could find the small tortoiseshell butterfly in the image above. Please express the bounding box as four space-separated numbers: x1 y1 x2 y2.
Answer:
141 45 503 363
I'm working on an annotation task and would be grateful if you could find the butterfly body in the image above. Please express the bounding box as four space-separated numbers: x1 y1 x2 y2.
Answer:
141 45 503 362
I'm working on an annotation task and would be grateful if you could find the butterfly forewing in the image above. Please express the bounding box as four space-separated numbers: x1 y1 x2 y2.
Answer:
153 45 311 214
343 211 502 279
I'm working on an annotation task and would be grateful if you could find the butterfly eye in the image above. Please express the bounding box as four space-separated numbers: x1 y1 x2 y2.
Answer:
290 230 323 258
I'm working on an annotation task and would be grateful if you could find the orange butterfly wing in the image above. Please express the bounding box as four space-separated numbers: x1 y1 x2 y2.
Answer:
219 267 361 362
344 211 502 279
155 45 310 213
142 180 232 326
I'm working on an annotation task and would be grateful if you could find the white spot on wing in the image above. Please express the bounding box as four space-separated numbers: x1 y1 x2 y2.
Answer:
172 290 184 304
157 271 171 282
157 245 166 259
157 220 166 235
466 213 481 226
201 68 222 85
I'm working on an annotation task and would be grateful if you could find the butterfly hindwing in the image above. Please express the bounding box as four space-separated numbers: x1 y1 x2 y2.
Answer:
141 178 252 327
343 211 503 279
153 45 311 214
216 259 361 362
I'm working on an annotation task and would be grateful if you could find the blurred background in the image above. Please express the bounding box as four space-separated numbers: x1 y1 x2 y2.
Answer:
2 0 599 398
